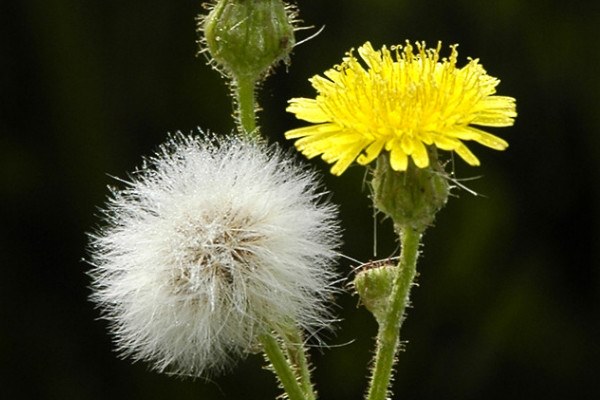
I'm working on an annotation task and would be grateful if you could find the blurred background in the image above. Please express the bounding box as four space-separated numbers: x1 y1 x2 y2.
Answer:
2 0 599 399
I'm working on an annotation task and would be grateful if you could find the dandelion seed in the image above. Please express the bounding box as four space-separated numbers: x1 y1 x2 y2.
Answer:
88 133 341 377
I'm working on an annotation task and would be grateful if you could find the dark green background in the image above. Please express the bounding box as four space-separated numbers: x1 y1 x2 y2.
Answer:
2 0 599 399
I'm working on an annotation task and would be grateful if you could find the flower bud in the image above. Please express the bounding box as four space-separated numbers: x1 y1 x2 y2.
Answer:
371 149 449 232
203 0 295 81
353 263 396 324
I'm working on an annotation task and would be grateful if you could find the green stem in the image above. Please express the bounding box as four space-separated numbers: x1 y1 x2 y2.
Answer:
283 327 316 400
235 76 259 139
260 333 307 400
366 227 422 400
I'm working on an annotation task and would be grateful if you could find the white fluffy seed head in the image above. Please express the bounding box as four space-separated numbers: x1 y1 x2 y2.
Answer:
88 133 341 377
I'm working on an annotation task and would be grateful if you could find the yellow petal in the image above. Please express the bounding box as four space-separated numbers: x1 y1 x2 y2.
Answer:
357 139 385 165
455 143 480 166
411 140 430 168
432 135 461 151
389 140 409 171
443 127 480 141
401 135 415 154
287 99 331 123
329 142 367 176
285 123 342 139
466 126 509 150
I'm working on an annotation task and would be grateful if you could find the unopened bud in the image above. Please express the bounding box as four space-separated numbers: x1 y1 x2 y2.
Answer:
354 263 396 324
202 0 295 81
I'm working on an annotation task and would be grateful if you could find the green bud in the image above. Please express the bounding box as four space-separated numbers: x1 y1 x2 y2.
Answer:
354 263 396 324
202 0 295 81
371 149 449 232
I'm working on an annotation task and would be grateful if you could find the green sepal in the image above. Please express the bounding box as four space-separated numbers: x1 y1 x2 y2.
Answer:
371 149 449 232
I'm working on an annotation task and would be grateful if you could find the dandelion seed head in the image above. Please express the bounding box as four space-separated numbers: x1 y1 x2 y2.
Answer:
88 133 341 377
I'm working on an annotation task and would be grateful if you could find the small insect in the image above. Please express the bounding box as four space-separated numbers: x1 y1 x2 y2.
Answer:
353 256 401 273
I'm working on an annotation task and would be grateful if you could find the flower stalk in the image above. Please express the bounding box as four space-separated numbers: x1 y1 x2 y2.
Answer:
282 326 316 400
236 76 258 138
261 333 308 400
366 227 421 400
356 152 450 399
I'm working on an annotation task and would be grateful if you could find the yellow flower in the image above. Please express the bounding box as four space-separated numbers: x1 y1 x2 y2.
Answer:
285 41 517 175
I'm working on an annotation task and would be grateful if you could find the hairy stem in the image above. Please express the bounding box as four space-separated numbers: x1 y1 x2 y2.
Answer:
366 227 421 400
260 333 307 400
235 77 259 139
283 327 316 400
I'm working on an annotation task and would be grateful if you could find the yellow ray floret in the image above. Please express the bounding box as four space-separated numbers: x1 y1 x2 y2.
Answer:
285 41 517 175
